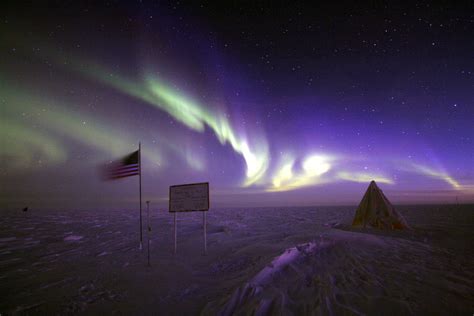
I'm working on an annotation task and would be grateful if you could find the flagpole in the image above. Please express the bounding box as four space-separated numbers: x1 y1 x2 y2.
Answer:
146 200 151 266
139 142 143 250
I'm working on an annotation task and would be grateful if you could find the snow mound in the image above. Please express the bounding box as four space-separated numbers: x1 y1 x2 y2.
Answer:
205 232 415 316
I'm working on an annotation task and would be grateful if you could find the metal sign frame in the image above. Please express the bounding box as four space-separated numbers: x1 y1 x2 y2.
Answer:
169 182 209 213
168 182 209 255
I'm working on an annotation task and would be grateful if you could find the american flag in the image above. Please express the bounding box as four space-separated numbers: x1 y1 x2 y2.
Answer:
105 150 140 179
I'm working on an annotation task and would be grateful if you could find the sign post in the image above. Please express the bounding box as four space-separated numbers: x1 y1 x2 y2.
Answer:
169 182 209 255
174 212 177 254
203 211 207 255
146 200 151 266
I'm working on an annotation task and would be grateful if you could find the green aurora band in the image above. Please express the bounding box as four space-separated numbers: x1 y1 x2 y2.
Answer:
0 82 162 168
1 39 471 194
45 51 270 186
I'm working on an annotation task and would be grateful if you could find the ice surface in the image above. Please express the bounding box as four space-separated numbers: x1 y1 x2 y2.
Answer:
0 205 473 314
0 237 17 243
64 235 84 241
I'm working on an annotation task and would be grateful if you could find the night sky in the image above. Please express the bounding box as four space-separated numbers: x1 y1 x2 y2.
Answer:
1 2 473 209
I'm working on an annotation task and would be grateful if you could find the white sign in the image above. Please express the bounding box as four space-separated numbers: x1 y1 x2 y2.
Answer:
169 182 209 212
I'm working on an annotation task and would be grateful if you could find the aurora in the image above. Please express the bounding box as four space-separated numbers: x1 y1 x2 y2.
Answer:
1 3 473 316
0 2 473 209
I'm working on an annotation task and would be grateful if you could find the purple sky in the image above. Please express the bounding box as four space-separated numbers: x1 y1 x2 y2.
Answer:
1 2 473 210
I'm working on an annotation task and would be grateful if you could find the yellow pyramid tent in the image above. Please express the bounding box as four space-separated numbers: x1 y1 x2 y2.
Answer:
352 181 409 229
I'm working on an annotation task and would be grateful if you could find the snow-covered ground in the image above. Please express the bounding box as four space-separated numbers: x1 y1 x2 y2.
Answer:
0 205 473 315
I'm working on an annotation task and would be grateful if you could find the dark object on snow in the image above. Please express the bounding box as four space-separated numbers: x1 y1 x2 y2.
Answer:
23 207 28 212
352 181 409 229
